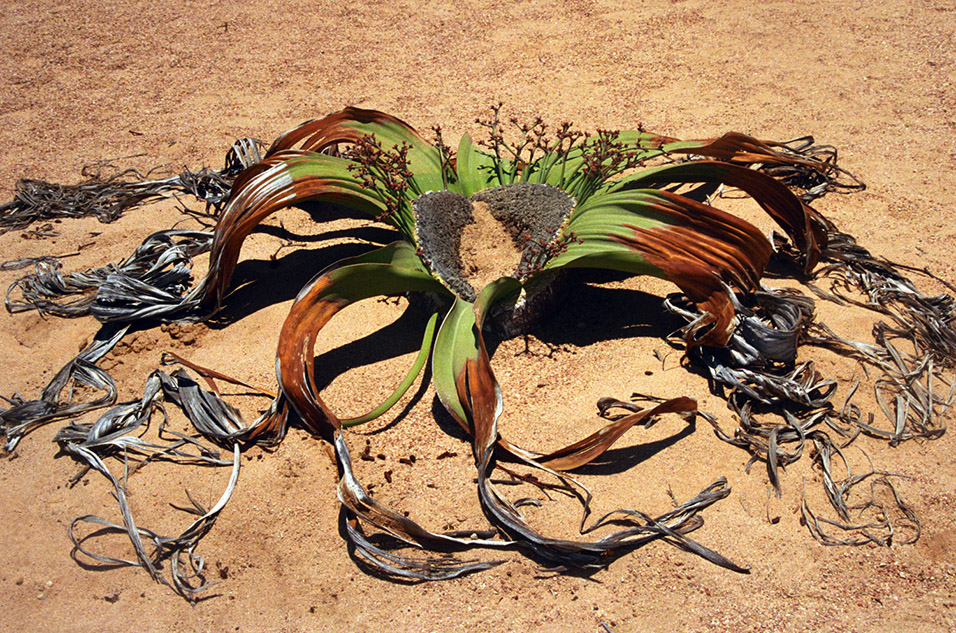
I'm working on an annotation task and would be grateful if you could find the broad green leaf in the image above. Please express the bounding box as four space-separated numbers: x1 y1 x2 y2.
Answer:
474 277 523 326
551 187 769 275
431 277 520 434
335 117 447 197
266 108 447 196
543 189 676 275
432 296 477 429
455 134 504 197
609 160 821 270
543 188 771 346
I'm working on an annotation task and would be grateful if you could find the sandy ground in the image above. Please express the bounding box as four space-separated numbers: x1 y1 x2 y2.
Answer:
1 0 955 631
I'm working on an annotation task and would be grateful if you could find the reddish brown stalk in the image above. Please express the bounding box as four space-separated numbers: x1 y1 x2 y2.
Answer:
274 274 346 439
528 397 697 471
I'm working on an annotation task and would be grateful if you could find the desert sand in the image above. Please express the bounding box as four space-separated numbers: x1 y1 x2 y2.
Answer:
1 0 954 631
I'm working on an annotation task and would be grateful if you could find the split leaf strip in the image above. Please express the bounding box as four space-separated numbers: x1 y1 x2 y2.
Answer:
0 137 260 234
799 439 920 547
668 282 946 545
60 361 289 599
800 225 954 541
662 131 827 169
0 324 128 450
54 371 227 466
529 397 697 472
67 442 241 600
333 432 509 580
6 230 212 321
161 350 277 398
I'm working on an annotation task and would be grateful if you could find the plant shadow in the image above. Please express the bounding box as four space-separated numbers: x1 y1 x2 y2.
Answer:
304 300 438 434
309 303 430 392
207 202 400 327
430 269 700 469
530 269 687 347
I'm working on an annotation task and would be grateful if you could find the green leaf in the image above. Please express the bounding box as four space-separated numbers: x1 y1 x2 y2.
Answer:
534 130 670 201
266 108 448 196
474 277 523 322
431 296 477 428
431 277 519 433
543 188 772 346
336 118 447 196
455 134 503 197
542 189 672 275
610 159 822 270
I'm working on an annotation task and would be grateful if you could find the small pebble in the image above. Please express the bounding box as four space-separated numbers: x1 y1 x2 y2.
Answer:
45 580 53 588
37 593 45 600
